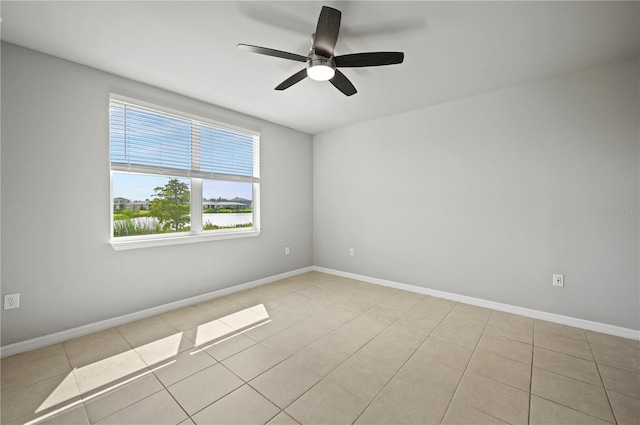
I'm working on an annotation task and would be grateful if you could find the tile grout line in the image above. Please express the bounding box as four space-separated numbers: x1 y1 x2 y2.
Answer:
453 321 535 393
88 380 179 425
160 383 192 424
428 317 536 404
533 333 625 424
279 324 391 420
532 342 595 362
165 320 291 421
152 282 318 400
528 320 536 425
530 323 622 425
7 343 85 425
69 325 169 424
283 298 496 423
275 294 433 423
88 348 198 423
474 340 532 366
428 304 470 425
530 364 614 389
437 308 507 425
354 295 472 423
583 332 619 425
60 336 94 423
199 284 385 422
349 301 456 424
116 307 252 422
530 393 619 425
179 362 245 420
535 324 594 342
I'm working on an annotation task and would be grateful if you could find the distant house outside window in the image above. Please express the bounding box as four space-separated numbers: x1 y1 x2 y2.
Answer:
109 96 260 249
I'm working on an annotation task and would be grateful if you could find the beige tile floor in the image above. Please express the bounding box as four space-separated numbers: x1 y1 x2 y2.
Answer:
1 272 639 425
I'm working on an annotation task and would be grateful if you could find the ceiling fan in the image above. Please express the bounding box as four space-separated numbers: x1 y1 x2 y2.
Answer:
238 6 405 96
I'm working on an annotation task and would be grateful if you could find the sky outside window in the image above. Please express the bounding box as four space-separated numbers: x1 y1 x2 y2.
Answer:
113 173 191 201
203 180 252 201
113 174 251 203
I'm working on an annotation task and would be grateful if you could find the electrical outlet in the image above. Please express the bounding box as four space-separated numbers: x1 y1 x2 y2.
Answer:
4 293 20 310
553 274 564 287
285 246 290 255
349 248 355 256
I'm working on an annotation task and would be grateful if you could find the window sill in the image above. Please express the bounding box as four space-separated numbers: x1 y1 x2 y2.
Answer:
110 229 261 251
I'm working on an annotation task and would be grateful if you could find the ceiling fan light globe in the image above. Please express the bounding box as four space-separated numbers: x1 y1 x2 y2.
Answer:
307 64 335 81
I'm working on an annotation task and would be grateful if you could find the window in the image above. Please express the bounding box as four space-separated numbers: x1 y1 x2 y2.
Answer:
109 96 260 249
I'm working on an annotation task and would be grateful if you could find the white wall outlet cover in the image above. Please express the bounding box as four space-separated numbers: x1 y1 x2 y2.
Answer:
553 274 564 287
4 293 20 310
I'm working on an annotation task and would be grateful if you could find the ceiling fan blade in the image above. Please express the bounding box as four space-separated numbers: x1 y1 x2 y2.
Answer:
314 6 341 57
237 44 307 62
335 52 405 68
275 68 308 91
330 70 357 96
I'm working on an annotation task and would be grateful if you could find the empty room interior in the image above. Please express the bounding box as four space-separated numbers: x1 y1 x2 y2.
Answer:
1 1 639 425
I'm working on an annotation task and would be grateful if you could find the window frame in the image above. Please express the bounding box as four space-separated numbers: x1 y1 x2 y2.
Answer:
109 95 261 251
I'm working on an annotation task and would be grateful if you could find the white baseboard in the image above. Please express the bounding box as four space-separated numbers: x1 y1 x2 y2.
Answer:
0 267 313 358
3 264 638 358
312 266 640 341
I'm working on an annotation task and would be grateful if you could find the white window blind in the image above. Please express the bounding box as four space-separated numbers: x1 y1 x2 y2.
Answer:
109 99 260 182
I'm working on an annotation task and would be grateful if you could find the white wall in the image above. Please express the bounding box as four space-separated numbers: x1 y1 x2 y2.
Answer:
1 43 313 346
314 58 640 330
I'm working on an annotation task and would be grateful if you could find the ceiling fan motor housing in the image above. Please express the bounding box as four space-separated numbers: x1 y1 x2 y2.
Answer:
307 53 335 72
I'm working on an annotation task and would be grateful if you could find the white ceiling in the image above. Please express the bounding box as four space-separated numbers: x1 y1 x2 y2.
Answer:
2 1 638 135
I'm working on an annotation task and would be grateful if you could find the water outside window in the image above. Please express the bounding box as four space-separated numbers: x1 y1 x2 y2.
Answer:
202 180 253 231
